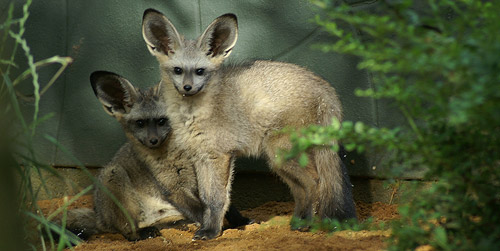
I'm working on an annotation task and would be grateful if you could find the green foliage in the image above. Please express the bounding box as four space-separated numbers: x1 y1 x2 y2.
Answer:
285 0 500 249
1 1 80 250
291 215 387 233
1 3 140 249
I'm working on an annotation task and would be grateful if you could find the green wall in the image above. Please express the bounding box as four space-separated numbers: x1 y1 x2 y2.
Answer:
9 0 416 179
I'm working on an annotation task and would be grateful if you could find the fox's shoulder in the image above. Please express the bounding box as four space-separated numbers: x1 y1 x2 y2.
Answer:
105 143 145 172
109 143 134 162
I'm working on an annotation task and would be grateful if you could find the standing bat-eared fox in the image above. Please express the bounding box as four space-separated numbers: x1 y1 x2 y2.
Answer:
141 8 356 240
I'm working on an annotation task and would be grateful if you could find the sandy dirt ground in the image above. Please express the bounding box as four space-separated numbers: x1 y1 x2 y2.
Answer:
38 196 399 250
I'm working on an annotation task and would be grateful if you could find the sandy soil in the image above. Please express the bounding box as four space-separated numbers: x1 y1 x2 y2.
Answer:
38 196 399 250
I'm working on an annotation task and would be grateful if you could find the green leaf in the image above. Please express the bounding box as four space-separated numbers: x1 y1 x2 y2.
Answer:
298 153 309 167
331 143 339 152
331 117 341 130
354 122 365 133
342 121 353 131
345 143 356 152
433 226 448 248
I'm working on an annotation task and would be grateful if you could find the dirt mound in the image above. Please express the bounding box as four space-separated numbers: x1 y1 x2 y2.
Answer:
37 196 398 250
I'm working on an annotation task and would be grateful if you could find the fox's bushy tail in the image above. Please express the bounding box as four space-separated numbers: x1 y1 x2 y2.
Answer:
315 94 356 220
315 147 356 220
60 208 101 240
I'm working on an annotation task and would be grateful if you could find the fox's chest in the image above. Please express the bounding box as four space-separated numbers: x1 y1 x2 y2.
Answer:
166 91 268 155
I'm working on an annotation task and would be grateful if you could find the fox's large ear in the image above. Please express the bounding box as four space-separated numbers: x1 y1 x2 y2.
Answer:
152 82 162 97
142 9 182 57
90 71 139 116
197 14 238 62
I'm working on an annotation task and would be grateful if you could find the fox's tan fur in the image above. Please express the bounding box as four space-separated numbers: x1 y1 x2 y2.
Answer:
142 9 356 240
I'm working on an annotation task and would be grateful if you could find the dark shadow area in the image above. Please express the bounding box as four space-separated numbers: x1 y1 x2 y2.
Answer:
0 78 27 251
231 170 293 211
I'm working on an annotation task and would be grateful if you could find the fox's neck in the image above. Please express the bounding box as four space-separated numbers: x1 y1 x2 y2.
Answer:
132 140 169 159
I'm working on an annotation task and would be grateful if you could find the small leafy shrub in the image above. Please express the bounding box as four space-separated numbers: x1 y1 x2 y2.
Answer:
286 0 500 250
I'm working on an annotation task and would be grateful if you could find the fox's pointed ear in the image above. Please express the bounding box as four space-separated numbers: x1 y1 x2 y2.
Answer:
90 71 139 116
142 8 182 58
152 82 162 97
197 13 238 62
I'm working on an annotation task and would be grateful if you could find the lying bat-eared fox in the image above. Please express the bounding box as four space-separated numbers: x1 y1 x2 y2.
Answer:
55 71 249 241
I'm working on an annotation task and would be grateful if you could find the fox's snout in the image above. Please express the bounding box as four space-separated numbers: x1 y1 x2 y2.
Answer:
177 83 204 96
150 138 159 145
140 121 170 149
143 136 162 148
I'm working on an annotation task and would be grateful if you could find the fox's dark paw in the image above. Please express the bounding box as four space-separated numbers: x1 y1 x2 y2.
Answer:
70 227 93 240
224 205 252 228
126 227 161 241
290 217 312 232
192 228 220 240
138 227 161 240
291 225 311 232
46 227 89 247
225 216 254 229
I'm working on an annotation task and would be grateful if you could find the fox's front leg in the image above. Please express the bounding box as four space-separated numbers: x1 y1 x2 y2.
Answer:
193 153 234 240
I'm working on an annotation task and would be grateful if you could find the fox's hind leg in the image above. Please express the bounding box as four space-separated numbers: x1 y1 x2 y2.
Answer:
273 166 318 230
94 166 158 241
264 135 319 230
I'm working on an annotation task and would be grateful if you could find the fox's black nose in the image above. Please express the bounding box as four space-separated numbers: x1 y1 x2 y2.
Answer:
183 85 192 91
150 139 158 145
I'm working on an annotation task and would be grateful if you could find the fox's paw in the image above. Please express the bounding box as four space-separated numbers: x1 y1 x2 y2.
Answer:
291 225 311 232
126 227 161 241
290 217 312 232
225 216 254 229
138 227 161 240
192 228 220 240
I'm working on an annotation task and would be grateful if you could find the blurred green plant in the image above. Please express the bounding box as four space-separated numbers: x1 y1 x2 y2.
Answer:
0 1 82 250
1 2 140 250
285 0 500 249
291 215 387 233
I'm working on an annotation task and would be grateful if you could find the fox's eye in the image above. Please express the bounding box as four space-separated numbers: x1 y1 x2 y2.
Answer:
158 118 167 126
136 120 145 128
173 67 183 75
195 68 205 76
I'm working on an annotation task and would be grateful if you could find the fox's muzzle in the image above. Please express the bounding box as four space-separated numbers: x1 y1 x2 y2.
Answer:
176 84 204 97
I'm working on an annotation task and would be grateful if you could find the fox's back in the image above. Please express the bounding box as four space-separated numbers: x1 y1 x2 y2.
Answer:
182 60 341 156
218 60 342 128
